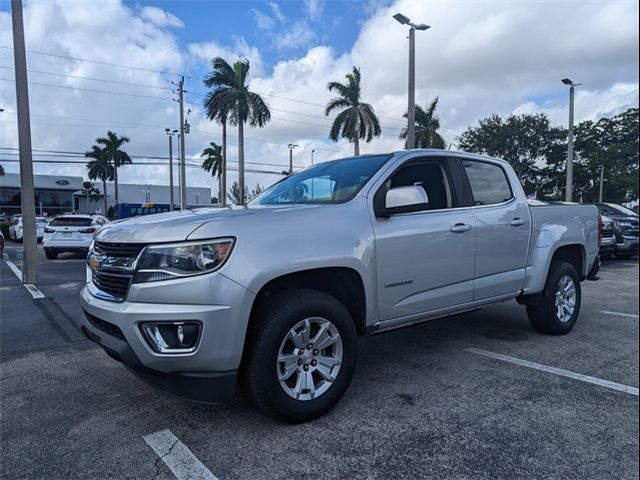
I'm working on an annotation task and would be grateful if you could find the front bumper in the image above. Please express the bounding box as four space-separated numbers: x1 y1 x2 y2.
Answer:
615 235 639 255
79 272 255 403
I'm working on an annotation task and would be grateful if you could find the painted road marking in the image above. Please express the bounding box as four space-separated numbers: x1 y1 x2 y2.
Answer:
601 310 639 319
2 253 46 299
466 347 639 396
143 429 217 480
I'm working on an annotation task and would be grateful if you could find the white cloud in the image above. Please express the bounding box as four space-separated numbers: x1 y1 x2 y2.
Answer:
269 2 286 23
188 37 265 78
249 8 275 31
305 0 323 21
140 6 183 28
273 21 316 50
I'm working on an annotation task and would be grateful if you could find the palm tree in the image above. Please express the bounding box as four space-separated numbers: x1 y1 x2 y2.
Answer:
400 97 446 149
95 131 132 204
203 57 271 205
85 146 114 215
201 141 224 202
325 67 381 155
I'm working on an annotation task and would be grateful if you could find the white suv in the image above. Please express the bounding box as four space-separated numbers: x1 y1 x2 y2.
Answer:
43 214 108 259
9 216 49 242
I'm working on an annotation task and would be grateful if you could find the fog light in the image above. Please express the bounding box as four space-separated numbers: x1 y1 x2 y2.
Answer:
141 322 200 353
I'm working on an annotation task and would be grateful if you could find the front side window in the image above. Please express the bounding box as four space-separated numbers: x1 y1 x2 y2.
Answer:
462 160 513 206
253 154 391 205
380 161 454 211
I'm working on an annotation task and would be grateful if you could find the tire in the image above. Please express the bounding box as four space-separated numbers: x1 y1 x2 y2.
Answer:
0 237 4 254
527 261 581 335
44 249 58 260
240 289 357 423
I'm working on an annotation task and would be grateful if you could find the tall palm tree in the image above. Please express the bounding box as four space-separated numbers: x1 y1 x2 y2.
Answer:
201 141 224 202
203 57 271 205
85 146 114 215
400 97 446 149
95 131 132 204
325 67 381 155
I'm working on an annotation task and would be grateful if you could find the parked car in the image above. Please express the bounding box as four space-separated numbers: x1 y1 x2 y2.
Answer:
80 150 600 423
586 202 639 258
43 214 109 259
9 216 49 242
599 215 616 258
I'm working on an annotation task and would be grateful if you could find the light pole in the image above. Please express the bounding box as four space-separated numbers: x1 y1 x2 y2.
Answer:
394 13 430 150
562 78 581 202
165 128 178 211
288 143 298 174
599 164 605 202
311 148 315 166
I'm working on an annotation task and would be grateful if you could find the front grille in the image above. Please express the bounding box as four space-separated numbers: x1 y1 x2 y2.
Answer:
94 241 147 258
92 270 132 300
602 230 614 238
84 311 125 340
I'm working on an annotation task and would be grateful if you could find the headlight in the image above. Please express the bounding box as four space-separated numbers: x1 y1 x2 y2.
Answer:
614 221 633 229
133 238 234 283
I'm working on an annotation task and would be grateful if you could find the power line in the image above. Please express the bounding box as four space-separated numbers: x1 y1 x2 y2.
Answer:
0 78 171 100
0 65 174 91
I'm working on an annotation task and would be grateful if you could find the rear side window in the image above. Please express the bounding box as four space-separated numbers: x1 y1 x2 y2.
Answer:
462 160 513 206
50 217 92 227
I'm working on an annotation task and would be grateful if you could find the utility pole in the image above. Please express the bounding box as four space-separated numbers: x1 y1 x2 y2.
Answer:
311 148 315 166
288 144 298 174
11 0 37 284
165 128 177 211
562 78 581 202
393 13 430 150
177 77 187 210
599 164 605 203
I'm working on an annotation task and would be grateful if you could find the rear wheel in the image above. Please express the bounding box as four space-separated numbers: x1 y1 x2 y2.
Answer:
241 289 357 423
527 261 581 335
44 249 58 260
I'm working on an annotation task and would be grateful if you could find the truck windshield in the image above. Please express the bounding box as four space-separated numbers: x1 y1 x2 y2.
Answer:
253 154 391 205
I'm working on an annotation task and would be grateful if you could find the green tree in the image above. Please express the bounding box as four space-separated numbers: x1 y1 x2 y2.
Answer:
400 97 446 149
95 131 132 204
200 141 224 202
85 146 114 214
227 181 263 205
457 113 566 196
325 67 380 155
569 108 639 203
203 57 271 205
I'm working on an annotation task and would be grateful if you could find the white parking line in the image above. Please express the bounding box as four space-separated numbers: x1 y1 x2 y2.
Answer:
601 310 639 319
2 253 46 299
143 429 217 480
465 347 639 396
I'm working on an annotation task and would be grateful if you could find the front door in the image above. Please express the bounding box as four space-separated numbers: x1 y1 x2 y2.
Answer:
372 158 476 321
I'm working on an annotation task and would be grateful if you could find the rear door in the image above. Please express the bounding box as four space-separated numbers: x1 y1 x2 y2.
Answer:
460 159 531 299
372 156 476 321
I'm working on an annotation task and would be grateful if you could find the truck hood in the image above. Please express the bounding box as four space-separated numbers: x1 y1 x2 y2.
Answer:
95 205 321 243
96 207 263 243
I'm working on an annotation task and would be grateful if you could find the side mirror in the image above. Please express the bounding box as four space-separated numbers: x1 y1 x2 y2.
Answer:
379 186 429 217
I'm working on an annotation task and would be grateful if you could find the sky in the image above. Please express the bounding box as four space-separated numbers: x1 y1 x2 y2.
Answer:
0 0 638 200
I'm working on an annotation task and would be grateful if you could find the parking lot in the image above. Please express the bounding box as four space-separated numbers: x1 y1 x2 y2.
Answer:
1 244 638 479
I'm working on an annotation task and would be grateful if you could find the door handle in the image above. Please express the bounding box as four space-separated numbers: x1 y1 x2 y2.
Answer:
450 223 471 233
510 218 526 227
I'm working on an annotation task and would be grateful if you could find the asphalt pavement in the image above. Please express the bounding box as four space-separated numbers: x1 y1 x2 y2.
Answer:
1 243 638 479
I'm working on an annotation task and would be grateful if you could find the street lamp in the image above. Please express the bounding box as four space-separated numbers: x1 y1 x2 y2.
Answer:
311 148 315 166
165 128 178 211
394 12 430 150
562 78 581 202
288 143 298 174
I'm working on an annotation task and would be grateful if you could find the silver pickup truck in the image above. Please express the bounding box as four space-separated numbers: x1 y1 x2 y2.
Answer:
80 150 601 423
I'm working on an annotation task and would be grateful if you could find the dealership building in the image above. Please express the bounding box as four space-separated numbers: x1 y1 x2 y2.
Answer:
0 173 211 216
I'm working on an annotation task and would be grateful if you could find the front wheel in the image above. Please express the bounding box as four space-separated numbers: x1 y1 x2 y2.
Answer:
241 289 357 423
527 261 581 335
44 249 58 260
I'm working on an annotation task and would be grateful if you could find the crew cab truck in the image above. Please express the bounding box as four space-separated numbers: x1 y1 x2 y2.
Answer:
79 150 600 423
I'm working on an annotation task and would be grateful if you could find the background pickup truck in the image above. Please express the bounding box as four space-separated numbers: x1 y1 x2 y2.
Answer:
80 150 601 423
